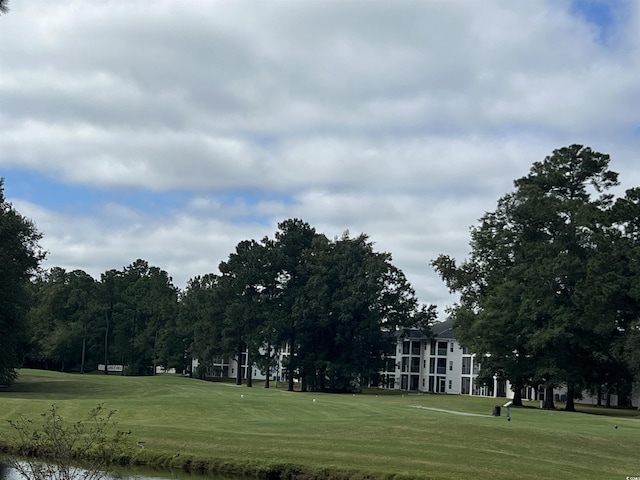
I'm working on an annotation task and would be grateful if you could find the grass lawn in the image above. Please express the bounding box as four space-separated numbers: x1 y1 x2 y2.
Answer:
1 369 639 479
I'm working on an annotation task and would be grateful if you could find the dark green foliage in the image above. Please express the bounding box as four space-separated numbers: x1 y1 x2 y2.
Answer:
25 260 180 377
181 273 225 377
17 208 428 385
113 260 179 375
0 178 45 385
300 232 435 391
433 145 640 409
191 219 435 392
26 268 99 373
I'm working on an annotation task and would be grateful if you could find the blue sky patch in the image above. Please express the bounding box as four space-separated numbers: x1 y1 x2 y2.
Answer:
570 0 622 45
1 167 295 224
2 168 188 216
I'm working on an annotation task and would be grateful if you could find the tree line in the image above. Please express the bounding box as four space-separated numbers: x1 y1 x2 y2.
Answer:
4 144 640 404
433 145 640 410
1 190 435 391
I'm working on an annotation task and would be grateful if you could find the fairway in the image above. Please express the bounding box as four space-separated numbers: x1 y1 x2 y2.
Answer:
1 370 639 480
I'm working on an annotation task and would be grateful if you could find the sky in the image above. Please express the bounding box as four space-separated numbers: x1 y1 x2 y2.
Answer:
2 0 640 319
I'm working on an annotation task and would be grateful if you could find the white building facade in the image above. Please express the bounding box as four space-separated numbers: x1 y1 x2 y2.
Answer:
381 319 512 398
382 319 639 407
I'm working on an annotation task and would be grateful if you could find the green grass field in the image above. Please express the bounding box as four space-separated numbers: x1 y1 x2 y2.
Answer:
1 369 639 479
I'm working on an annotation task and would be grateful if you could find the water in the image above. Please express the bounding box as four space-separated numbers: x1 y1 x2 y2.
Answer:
0 460 224 480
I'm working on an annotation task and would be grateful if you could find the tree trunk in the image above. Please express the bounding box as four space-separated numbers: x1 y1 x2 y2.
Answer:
236 343 243 386
543 385 556 409
80 298 88 373
103 312 109 375
606 391 611 408
597 385 602 407
288 336 295 392
565 383 576 412
247 351 253 388
265 363 270 389
152 329 158 376
512 383 523 407
80 327 87 374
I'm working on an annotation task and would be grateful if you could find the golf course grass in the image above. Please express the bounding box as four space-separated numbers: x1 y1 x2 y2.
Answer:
1 369 639 479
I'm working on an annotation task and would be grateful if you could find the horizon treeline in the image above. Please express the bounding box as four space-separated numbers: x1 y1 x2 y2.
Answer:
6 145 640 405
22 218 436 392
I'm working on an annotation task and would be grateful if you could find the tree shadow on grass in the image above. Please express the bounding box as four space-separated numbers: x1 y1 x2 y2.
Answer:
1 376 114 400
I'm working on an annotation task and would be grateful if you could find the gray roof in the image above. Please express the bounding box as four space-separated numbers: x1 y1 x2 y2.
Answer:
431 318 454 339
394 328 430 341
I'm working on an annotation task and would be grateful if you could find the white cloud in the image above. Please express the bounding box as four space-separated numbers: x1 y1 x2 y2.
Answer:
3 0 640 317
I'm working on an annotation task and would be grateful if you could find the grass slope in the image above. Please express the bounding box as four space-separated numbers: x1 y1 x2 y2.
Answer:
1 369 639 479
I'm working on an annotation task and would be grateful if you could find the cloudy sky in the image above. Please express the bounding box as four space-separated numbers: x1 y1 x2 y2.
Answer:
2 0 640 318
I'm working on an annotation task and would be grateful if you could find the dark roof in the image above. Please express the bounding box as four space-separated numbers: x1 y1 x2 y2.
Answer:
431 318 454 339
394 328 430 341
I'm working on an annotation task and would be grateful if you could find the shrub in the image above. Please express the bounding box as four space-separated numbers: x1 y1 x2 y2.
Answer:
8 403 132 480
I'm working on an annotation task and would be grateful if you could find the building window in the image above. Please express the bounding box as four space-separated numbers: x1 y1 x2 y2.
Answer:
449 360 453 371
403 341 410 355
461 377 471 395
450 343 454 352
411 357 420 373
437 358 446 374
462 357 471 375
430 341 436 355
448 380 452 390
429 358 435 374
386 358 396 372
437 341 447 356
462 346 470 355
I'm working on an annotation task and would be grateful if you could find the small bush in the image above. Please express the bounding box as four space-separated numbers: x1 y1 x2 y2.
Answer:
8 403 132 480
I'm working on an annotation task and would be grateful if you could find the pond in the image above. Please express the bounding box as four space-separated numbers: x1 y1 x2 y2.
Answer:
0 460 229 480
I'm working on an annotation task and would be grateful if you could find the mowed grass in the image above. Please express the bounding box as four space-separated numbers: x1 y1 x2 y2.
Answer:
1 370 639 480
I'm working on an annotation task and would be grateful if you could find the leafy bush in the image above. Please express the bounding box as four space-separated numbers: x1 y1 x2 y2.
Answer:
8 403 132 480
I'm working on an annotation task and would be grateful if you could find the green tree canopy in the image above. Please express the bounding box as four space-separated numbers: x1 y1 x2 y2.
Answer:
0 178 45 385
301 231 436 391
433 145 630 409
189 219 435 393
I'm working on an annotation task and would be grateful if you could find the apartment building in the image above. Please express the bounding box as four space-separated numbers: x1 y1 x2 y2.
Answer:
192 319 637 406
382 319 510 398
